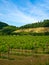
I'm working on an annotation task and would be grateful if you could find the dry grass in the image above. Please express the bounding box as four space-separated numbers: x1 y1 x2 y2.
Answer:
15 27 49 33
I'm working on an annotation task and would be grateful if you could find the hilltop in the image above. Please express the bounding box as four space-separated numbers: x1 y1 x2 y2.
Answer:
20 20 49 29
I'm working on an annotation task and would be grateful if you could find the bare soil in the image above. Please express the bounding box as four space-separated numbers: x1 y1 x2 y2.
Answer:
0 54 49 65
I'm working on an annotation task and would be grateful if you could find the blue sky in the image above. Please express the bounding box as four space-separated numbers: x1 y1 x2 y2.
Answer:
0 0 49 26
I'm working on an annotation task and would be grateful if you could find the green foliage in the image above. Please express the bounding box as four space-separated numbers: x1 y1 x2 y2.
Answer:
14 32 49 36
0 35 49 54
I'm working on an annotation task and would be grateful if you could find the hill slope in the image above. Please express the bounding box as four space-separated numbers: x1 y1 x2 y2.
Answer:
15 20 49 33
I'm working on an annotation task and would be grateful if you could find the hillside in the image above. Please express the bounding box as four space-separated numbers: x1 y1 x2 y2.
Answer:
0 21 17 35
0 19 49 35
15 20 49 33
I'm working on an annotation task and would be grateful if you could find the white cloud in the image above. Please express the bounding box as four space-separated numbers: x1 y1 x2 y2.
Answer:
0 0 37 26
0 0 49 26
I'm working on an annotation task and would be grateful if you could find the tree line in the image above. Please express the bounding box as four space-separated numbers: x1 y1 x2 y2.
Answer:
20 20 49 29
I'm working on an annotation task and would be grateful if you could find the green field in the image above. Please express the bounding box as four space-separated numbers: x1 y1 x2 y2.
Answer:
0 35 49 54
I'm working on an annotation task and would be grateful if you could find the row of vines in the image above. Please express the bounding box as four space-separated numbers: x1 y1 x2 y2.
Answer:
0 35 49 58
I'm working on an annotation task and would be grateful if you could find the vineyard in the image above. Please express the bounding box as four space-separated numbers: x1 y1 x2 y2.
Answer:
0 35 49 65
0 35 49 55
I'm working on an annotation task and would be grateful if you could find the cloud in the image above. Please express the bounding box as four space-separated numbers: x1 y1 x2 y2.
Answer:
0 0 37 26
15 0 49 21
0 0 49 26
20 0 49 20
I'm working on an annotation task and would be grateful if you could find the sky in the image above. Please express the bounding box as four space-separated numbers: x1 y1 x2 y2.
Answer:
0 0 49 26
